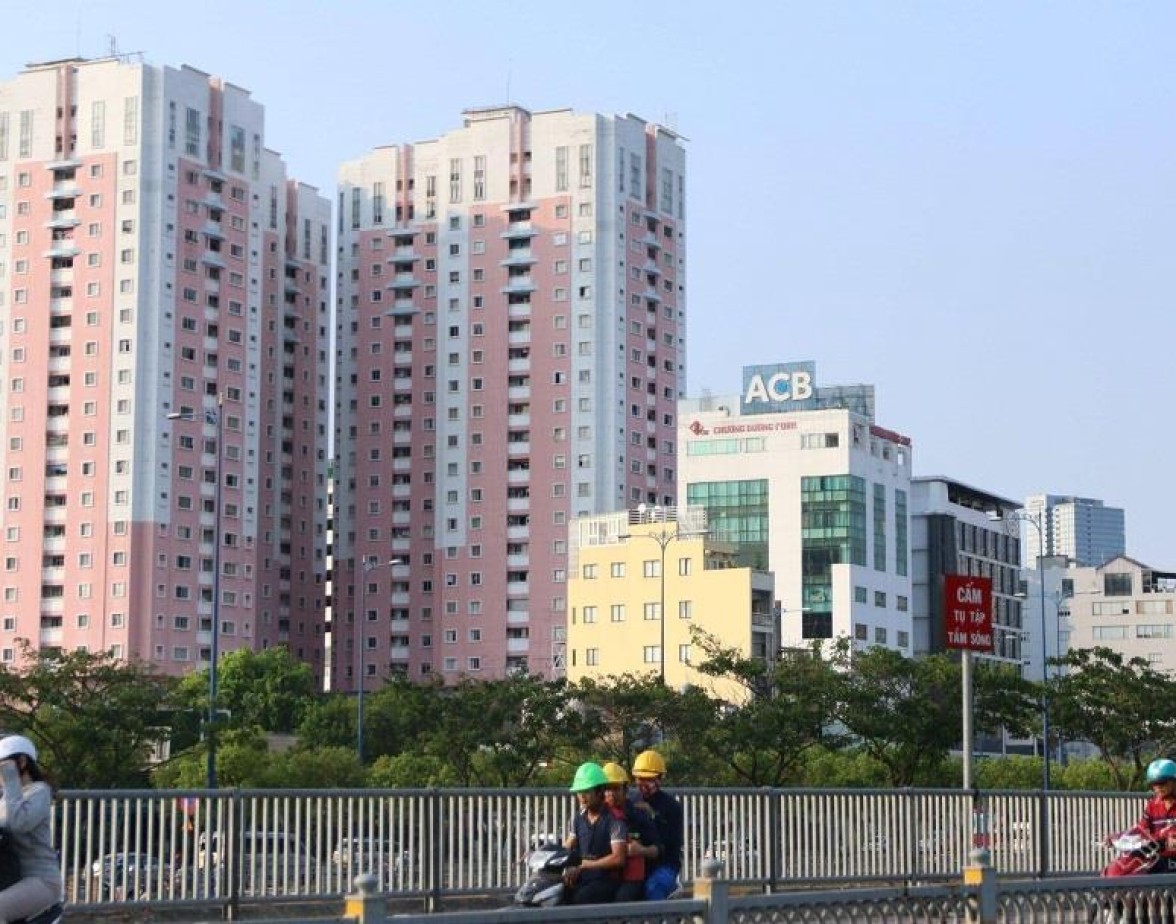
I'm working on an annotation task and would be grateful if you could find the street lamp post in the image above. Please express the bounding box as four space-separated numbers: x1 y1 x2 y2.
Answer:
167 402 224 790
618 528 687 685
992 506 1051 877
356 558 402 763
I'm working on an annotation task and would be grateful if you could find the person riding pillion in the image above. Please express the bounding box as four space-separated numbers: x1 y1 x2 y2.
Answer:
601 761 661 902
563 762 628 904
631 749 683 900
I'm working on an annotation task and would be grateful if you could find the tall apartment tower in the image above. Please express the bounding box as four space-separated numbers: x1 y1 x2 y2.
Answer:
335 106 687 685
0 58 331 678
1022 494 1126 567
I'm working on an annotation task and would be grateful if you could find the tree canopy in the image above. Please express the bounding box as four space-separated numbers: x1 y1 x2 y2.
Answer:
0 636 1158 791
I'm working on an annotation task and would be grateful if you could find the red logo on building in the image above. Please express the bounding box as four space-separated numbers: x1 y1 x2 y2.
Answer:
689 421 708 436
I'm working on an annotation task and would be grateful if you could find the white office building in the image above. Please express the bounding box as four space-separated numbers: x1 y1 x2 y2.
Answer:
678 362 913 653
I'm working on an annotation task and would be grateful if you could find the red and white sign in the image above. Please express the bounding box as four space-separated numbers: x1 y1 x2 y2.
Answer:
944 575 993 653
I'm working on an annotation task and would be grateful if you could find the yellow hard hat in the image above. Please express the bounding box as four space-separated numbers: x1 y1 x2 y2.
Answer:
632 749 667 779
601 762 629 785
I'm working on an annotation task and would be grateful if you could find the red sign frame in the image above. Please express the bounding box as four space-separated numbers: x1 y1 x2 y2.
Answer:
944 575 993 653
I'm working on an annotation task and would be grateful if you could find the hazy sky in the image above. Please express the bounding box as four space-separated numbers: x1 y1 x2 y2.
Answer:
5 1 1174 566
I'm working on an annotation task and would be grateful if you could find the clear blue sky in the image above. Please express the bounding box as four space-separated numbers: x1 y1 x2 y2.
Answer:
6 1 1174 566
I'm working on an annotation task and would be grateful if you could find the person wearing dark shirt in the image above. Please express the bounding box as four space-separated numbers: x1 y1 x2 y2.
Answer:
631 749 683 900
563 762 627 904
602 762 660 901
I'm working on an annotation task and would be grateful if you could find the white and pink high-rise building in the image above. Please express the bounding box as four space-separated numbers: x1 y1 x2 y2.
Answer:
0 57 331 679
335 106 686 685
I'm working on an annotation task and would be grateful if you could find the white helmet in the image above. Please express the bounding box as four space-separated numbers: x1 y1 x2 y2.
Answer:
0 735 37 763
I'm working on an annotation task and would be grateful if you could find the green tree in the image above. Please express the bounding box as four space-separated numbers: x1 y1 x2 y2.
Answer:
572 673 673 769
836 647 1038 787
835 646 961 786
173 646 317 734
1049 646 1176 790
0 645 174 788
360 675 446 763
423 675 596 786
673 630 844 786
368 753 458 788
297 694 360 752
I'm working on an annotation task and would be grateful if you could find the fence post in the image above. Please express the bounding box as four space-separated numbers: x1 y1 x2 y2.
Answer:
692 857 728 924
767 788 781 891
344 873 386 924
963 847 997 924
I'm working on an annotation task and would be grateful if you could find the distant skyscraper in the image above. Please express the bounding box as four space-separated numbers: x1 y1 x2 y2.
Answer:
335 106 687 685
1022 494 1125 567
0 57 330 677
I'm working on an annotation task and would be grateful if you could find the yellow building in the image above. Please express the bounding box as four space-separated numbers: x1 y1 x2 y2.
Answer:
566 506 776 700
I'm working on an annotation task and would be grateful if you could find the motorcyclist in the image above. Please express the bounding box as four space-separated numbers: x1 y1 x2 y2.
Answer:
601 761 660 901
562 762 627 904
0 735 64 923
1104 757 1176 876
631 749 683 900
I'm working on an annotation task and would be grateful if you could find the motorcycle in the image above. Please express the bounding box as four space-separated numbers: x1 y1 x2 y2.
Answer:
1092 833 1169 924
512 842 575 908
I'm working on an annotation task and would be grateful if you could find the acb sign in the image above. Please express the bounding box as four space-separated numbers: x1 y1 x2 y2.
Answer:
740 361 818 416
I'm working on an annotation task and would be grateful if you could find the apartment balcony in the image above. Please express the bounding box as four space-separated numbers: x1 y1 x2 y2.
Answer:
43 507 68 526
506 467 530 485
506 637 530 654
391 245 418 261
386 274 420 289
507 357 530 375
506 608 530 624
506 497 530 514
392 457 412 472
41 536 66 554
45 186 81 200
392 510 412 526
45 243 80 260
389 647 410 662
500 250 536 267
505 581 530 598
507 411 531 428
201 251 226 269
203 220 224 239
40 596 64 615
506 524 529 541
500 223 538 240
507 302 531 321
393 348 413 364
506 440 530 456
45 158 82 171
201 191 225 210
39 627 63 646
391 298 416 314
501 277 535 295
507 385 530 402
507 329 531 347
506 552 530 568
45 211 79 229
392 483 412 499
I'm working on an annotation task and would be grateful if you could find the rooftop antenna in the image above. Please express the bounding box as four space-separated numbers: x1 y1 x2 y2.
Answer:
107 34 118 58
505 58 513 105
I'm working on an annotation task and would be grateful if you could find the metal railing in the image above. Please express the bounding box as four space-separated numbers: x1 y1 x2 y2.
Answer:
197 864 1176 924
58 786 1143 916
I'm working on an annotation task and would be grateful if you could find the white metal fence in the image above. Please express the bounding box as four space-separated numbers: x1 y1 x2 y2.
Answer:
57 787 1142 916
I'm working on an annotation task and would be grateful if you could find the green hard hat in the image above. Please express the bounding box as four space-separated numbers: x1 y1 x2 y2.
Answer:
569 761 609 792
